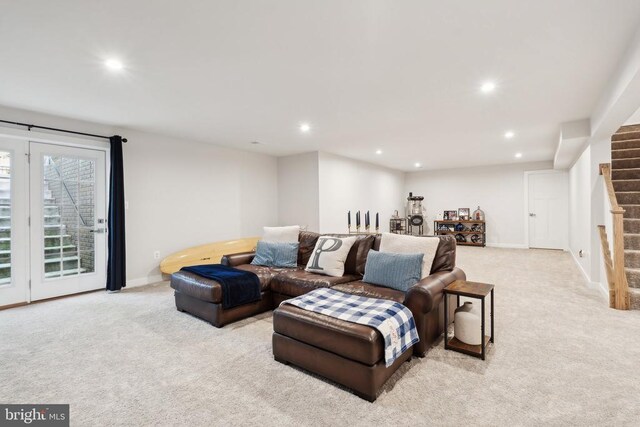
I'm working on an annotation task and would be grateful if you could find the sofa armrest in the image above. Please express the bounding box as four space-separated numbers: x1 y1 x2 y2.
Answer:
403 267 466 356
221 251 256 267
404 268 466 314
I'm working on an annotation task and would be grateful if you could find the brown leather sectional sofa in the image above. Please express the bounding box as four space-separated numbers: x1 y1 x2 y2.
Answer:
171 231 465 356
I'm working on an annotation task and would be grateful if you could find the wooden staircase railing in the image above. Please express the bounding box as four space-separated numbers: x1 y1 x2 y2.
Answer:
599 163 630 310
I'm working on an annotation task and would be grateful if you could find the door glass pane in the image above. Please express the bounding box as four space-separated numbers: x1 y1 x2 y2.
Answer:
0 151 10 285
43 155 95 279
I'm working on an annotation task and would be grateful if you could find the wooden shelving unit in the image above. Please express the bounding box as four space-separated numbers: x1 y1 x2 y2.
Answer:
434 220 486 247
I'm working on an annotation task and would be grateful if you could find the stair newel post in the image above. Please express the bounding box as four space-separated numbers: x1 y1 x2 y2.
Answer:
600 162 630 310
612 208 630 310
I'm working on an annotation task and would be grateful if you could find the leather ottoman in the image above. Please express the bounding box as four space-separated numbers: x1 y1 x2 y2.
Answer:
272 304 414 402
170 267 273 327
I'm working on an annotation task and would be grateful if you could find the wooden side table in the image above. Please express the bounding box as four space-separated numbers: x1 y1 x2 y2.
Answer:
443 280 494 360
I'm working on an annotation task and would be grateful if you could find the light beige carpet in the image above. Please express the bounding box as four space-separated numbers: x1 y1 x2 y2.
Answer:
1 247 640 426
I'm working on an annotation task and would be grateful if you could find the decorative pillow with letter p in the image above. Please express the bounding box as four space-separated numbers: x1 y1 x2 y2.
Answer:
305 236 357 277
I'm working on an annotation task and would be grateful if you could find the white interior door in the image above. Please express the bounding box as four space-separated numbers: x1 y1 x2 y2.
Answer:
29 142 107 301
527 171 569 250
0 138 28 306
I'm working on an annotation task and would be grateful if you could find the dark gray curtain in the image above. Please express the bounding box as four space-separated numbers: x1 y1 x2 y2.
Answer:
107 135 126 291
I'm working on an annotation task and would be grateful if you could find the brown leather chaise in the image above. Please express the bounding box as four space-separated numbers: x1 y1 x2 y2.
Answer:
272 304 414 401
171 231 465 400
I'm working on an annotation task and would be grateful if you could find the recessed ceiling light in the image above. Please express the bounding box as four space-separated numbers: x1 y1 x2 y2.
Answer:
375 149 383 155
104 58 124 71
504 131 515 139
414 162 422 168
515 152 523 158
480 81 496 93
299 123 311 133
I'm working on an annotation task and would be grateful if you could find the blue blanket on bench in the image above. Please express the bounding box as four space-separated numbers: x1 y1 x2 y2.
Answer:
180 264 261 310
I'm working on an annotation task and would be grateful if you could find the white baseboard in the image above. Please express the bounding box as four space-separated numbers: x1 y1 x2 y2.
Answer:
126 274 165 288
569 250 608 300
485 243 528 249
570 249 591 283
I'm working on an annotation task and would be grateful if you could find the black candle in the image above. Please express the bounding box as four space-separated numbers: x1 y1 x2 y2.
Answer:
348 211 351 227
366 211 370 228
375 212 379 229
356 211 360 227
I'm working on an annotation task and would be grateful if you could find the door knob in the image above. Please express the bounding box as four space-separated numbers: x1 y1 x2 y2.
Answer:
90 228 106 234
529 213 536 217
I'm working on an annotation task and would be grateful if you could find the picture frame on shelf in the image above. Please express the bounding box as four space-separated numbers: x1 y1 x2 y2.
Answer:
444 210 458 220
458 208 470 220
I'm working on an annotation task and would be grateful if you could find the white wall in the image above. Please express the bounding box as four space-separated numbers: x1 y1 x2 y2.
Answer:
124 130 278 284
0 104 279 286
567 137 611 296
405 161 553 248
276 151 405 233
277 152 319 231
317 152 405 233
569 147 592 278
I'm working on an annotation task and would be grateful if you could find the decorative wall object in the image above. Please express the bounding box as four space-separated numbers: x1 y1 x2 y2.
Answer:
454 302 482 345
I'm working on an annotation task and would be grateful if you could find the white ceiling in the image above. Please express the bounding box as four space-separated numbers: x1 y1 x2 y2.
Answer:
1 0 640 171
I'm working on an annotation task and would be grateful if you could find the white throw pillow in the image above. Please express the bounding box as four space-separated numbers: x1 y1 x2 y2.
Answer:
379 233 440 279
305 236 357 277
262 225 300 243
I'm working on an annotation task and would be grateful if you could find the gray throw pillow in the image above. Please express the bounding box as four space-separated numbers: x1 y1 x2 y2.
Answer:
362 250 424 292
251 241 299 268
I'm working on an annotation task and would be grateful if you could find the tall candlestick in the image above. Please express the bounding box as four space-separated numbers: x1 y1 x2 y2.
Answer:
375 212 379 231
365 211 370 230
356 211 361 227
348 210 351 233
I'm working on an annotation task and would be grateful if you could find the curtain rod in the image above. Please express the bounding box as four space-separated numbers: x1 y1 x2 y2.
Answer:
0 119 127 143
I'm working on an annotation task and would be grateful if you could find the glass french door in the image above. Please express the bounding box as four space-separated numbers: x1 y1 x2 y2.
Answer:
0 138 28 306
29 142 107 301
0 139 107 307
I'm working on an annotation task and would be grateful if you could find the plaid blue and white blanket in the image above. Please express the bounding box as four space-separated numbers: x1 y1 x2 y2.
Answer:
282 288 419 367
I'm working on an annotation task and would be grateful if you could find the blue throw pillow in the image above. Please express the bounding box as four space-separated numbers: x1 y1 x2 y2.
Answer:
251 241 299 268
362 250 424 292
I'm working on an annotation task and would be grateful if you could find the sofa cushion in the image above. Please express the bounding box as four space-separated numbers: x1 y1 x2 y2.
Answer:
273 304 384 365
332 281 405 303
362 250 424 292
305 236 357 277
372 234 457 275
234 264 298 290
327 234 374 275
251 241 299 268
297 231 320 266
379 233 440 278
262 225 300 243
271 269 360 297
171 265 292 303
170 271 223 303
